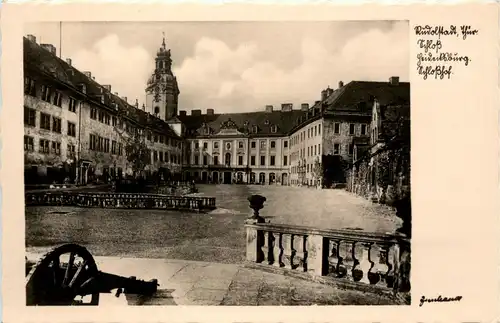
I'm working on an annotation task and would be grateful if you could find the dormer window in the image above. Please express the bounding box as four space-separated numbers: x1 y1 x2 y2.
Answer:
264 119 270 125
78 84 87 94
252 125 258 133
271 125 277 133
244 120 249 127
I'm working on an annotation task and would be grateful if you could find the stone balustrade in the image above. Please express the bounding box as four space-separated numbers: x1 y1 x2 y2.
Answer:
245 221 411 295
25 192 216 212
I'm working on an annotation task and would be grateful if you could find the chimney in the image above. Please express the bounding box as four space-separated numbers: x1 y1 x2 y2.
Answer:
301 103 309 111
84 71 92 78
321 89 328 101
389 76 399 85
191 109 202 116
338 81 344 88
326 86 334 97
265 105 274 113
206 108 215 115
102 85 111 92
281 103 293 112
121 96 127 103
179 110 187 117
26 34 36 43
66 58 72 66
135 99 139 109
41 44 56 55
314 100 321 105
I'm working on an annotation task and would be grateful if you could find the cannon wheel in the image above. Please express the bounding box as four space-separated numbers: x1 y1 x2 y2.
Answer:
26 244 100 306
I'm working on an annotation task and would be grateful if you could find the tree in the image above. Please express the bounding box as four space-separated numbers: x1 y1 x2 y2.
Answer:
124 131 151 179
311 157 323 187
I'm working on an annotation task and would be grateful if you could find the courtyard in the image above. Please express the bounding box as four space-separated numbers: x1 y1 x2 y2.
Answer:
26 184 401 264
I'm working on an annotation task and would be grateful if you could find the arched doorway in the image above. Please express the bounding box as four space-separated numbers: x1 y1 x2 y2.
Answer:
281 173 288 186
212 172 219 184
269 173 276 185
201 171 208 183
250 172 256 184
259 172 266 184
225 153 231 166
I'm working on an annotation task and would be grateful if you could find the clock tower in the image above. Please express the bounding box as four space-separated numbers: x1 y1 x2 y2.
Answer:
145 35 180 121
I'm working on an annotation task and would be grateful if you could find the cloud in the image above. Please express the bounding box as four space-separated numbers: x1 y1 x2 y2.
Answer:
69 23 408 114
174 24 409 114
71 34 153 105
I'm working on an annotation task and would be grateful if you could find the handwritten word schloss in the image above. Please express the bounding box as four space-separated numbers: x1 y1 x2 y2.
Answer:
414 25 478 80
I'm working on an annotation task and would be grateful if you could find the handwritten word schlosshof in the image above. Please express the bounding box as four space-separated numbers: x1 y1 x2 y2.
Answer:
414 25 478 80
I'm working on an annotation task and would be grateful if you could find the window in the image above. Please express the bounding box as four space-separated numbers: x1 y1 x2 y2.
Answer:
195 142 199 149
90 108 97 120
318 124 321 135
154 135 158 143
314 126 317 136
40 113 51 130
284 140 288 148
271 125 277 133
349 123 355 135
318 144 321 154
251 141 256 149
98 111 105 123
250 156 256 166
69 97 77 112
39 139 50 154
52 117 61 133
67 144 76 157
89 134 96 150
52 141 61 155
334 143 340 155
153 151 158 162
213 142 219 149
146 131 151 141
238 155 243 165
225 153 231 166
252 125 258 133
112 116 118 127
213 155 219 165
24 107 36 126
348 144 354 155
226 142 231 150
270 156 275 166
203 155 208 165
24 77 36 96
118 143 123 155
53 91 62 107
159 151 164 162
112 141 117 154
307 164 309 172
283 155 288 166
361 124 367 135
160 136 165 144
270 141 276 149
307 147 310 157
203 142 208 149
314 145 317 155
260 156 266 166
194 155 199 165
104 139 110 153
24 136 34 152
334 123 340 134
67 122 76 137
260 140 266 149
41 85 51 102
104 113 110 125
238 141 244 149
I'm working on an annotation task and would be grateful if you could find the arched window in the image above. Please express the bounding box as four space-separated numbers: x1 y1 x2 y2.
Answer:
225 153 231 166
252 125 258 133
154 106 160 115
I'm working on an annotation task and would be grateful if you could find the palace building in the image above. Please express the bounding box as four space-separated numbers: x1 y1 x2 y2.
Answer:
23 34 410 188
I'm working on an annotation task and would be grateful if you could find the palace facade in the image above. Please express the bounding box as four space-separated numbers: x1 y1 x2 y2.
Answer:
23 34 410 187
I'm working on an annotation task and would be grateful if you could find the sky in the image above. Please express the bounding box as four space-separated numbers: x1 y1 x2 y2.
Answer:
24 21 409 114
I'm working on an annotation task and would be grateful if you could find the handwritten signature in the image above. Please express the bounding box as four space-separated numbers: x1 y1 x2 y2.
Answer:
419 295 463 307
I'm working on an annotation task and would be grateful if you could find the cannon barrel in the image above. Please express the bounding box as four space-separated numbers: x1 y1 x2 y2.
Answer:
79 271 158 296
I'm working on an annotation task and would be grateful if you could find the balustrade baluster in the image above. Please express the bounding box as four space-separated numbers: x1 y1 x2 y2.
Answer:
281 233 295 270
272 232 283 268
353 242 374 283
327 239 343 277
261 231 273 265
293 235 307 272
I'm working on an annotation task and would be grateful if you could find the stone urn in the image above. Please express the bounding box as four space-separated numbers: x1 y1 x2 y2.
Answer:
247 194 267 223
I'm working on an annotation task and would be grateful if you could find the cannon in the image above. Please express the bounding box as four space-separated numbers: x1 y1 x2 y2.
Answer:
26 244 158 306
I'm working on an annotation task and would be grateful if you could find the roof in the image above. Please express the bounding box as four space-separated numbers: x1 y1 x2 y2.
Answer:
23 37 180 138
178 110 307 137
323 80 410 115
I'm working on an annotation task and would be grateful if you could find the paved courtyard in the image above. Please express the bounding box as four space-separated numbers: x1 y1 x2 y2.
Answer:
26 184 401 263
26 253 403 306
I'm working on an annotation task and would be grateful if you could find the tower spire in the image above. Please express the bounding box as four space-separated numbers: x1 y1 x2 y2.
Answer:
162 32 166 49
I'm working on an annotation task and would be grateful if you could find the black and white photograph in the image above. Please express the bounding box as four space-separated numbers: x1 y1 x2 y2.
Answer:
23 21 411 306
